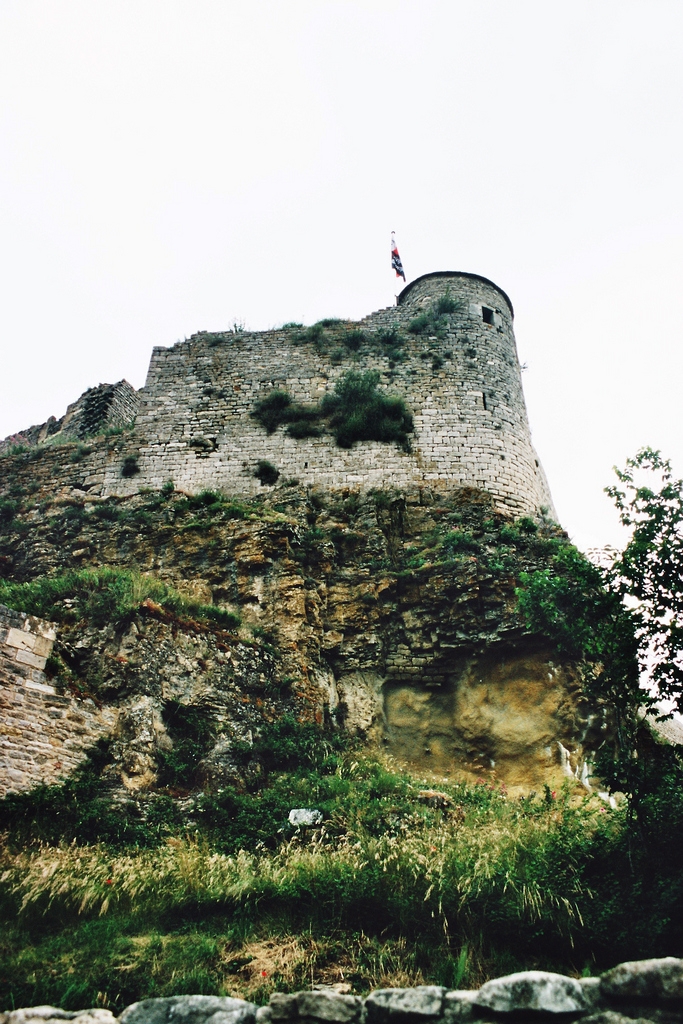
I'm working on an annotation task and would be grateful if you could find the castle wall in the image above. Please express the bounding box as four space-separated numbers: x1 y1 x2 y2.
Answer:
0 604 113 797
97 273 554 517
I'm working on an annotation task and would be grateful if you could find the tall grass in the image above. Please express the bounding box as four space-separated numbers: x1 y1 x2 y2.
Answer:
1 790 611 942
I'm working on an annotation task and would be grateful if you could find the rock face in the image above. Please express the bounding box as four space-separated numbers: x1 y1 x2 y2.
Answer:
0 482 606 797
5 958 683 1024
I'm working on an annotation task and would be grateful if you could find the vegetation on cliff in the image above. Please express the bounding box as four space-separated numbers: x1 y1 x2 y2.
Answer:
1 445 683 1012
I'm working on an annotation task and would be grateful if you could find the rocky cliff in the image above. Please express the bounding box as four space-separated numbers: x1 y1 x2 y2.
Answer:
0 449 605 799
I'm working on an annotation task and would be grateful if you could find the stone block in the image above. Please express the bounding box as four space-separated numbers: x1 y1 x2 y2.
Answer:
579 977 605 1011
600 958 683 1004
296 992 362 1024
474 971 586 1014
442 991 478 1023
15 649 47 670
6 628 36 652
365 987 445 1023
0 1010 116 1024
269 995 299 1021
119 995 257 1024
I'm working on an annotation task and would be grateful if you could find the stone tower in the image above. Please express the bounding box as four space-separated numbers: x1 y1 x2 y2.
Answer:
101 270 554 517
4 270 554 518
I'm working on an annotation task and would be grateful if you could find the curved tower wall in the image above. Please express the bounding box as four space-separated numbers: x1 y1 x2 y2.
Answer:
101 272 555 517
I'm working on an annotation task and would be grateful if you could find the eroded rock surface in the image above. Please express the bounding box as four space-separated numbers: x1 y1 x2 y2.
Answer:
0 481 609 795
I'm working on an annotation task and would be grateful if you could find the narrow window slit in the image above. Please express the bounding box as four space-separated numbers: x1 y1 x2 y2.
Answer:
482 307 494 325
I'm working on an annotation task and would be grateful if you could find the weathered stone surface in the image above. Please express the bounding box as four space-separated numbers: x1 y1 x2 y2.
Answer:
118 995 256 1024
0 602 115 798
600 958 683 1004
2 273 555 516
288 809 324 827
269 996 299 1022
474 971 586 1014
578 978 605 1012
441 991 478 1022
582 1014 658 1024
365 987 445 1023
0 1010 115 1024
296 991 362 1022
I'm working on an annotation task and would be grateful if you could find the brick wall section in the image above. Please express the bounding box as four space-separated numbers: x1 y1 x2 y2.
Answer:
0 604 114 797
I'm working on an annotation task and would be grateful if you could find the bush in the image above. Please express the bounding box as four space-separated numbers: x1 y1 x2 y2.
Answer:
409 293 463 338
320 371 413 451
252 390 292 434
255 460 280 486
156 700 217 790
440 530 480 556
0 740 182 847
343 330 366 351
286 420 322 439
121 456 139 478
377 328 402 347
408 313 431 335
435 289 462 315
0 496 20 525
252 391 323 439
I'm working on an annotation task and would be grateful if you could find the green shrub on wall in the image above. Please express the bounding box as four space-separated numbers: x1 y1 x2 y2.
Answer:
254 460 280 485
252 390 293 434
252 372 413 452
320 370 413 451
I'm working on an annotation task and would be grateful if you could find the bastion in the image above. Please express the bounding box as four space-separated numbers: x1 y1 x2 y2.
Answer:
2 272 555 518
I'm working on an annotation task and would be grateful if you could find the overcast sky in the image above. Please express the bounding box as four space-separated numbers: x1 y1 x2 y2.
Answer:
1 1 682 552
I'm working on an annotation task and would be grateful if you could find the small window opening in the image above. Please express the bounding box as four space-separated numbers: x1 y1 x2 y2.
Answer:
304 462 308 468
482 392 488 411
482 306 494 325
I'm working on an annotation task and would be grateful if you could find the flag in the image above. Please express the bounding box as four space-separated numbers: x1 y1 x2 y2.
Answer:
391 232 405 281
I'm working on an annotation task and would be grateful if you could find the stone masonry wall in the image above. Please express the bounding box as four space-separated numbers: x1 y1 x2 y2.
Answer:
0 380 138 454
0 604 113 797
95 273 553 518
5 956 683 1024
0 273 555 519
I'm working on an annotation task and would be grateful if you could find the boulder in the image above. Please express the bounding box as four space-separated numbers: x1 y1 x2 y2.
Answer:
118 995 257 1024
288 809 323 827
474 971 586 1014
296 991 362 1023
600 958 683 1004
365 987 445 1023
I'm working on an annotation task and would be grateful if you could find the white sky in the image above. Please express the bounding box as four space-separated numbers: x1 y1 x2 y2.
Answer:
1 0 682 553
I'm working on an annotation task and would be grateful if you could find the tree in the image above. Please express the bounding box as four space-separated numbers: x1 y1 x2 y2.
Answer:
607 447 683 717
517 447 683 797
